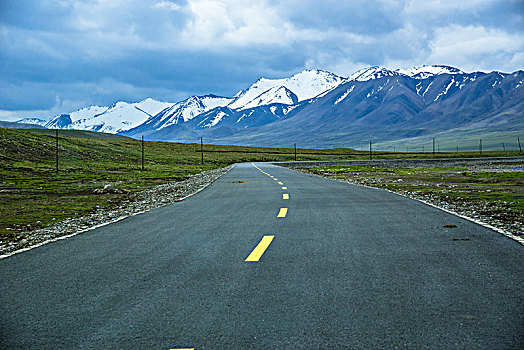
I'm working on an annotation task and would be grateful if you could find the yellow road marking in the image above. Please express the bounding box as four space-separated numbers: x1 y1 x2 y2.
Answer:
278 181 283 185
277 208 288 217
245 235 275 262
283 193 289 200
282 186 287 190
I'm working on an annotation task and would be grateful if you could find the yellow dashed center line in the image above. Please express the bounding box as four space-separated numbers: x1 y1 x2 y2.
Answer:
248 164 291 262
245 235 275 262
277 208 288 217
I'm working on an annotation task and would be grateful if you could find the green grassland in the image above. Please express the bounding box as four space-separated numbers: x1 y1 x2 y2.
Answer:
1 127 522 245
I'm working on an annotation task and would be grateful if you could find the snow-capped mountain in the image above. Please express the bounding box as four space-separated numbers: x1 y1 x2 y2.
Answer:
16 117 48 126
125 66 523 149
227 69 345 110
12 65 522 150
241 86 298 110
348 65 465 82
44 98 172 133
127 95 233 134
396 65 464 79
348 67 401 81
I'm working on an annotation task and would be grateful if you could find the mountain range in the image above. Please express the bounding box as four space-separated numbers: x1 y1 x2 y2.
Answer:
15 65 523 150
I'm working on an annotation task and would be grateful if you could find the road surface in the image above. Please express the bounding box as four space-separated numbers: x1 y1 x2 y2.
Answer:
1 162 523 349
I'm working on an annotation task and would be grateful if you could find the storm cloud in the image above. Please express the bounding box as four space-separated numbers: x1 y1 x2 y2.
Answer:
0 0 522 120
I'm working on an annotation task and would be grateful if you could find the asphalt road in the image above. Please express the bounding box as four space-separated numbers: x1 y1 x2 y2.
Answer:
1 162 523 349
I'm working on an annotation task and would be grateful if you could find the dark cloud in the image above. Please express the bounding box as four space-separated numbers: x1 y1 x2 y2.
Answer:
0 0 522 120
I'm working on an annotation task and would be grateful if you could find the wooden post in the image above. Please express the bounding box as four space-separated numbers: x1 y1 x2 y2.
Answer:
369 141 372 160
141 135 144 171
519 137 522 152
502 142 505 151
479 139 482 155
294 143 297 161
201 137 204 165
55 129 59 173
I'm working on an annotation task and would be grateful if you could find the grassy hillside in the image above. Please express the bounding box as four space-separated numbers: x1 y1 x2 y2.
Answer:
0 127 522 245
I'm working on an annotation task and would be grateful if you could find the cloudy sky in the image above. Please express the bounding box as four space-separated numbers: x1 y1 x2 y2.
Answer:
0 0 523 121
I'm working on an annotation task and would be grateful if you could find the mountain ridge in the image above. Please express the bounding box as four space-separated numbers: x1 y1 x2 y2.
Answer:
11 65 523 149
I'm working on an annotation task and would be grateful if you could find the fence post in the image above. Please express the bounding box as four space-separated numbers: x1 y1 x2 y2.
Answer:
480 139 482 155
141 135 144 171
55 129 59 173
369 141 372 160
519 137 522 152
502 142 505 151
294 143 297 161
201 137 204 165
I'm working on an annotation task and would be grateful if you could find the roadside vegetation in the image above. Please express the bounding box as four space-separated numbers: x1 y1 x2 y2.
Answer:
1 127 522 246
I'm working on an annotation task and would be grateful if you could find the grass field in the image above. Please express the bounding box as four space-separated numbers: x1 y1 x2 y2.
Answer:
1 127 522 245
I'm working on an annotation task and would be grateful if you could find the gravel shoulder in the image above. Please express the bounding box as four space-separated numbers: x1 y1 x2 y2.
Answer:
0 165 234 258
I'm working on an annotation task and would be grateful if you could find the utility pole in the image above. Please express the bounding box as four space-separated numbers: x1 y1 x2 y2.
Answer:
369 141 372 161
502 142 506 151
480 139 482 155
141 135 144 171
201 137 204 165
55 129 59 173
433 137 435 155
519 137 522 152
294 143 297 161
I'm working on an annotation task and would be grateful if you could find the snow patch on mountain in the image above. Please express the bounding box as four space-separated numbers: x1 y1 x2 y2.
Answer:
242 86 298 110
349 65 465 82
434 79 456 101
16 117 48 126
283 105 298 115
154 95 233 130
348 67 399 81
396 65 464 79
334 85 355 105
68 105 109 122
228 69 344 110
45 99 172 133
